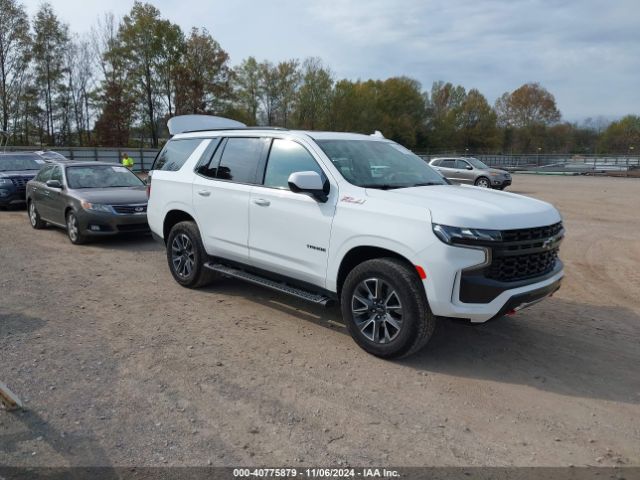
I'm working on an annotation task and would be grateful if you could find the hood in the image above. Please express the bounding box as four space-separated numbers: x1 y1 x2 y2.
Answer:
0 170 38 178
488 168 509 175
72 186 147 205
365 184 561 230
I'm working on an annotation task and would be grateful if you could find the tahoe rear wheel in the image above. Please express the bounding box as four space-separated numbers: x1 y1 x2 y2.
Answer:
475 176 491 188
28 201 45 229
166 221 217 288
341 258 436 359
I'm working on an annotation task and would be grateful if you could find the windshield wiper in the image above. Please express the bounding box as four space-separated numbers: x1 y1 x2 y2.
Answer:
403 182 443 188
359 184 405 190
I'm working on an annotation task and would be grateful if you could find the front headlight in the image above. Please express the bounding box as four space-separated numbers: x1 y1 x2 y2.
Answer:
81 201 113 213
0 178 12 185
433 223 502 245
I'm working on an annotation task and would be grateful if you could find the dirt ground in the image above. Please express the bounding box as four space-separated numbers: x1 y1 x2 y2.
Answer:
1 174 639 468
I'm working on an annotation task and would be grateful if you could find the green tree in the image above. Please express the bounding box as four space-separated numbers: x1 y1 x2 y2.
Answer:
174 27 231 116
598 115 640 153
295 57 333 130
0 0 31 136
32 2 69 144
456 89 499 152
234 56 261 125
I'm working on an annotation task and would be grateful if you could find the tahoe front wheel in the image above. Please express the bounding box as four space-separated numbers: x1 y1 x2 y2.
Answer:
341 258 436 359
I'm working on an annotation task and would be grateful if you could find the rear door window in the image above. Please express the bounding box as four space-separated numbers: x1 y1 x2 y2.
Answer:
216 137 267 184
154 139 203 171
440 159 455 168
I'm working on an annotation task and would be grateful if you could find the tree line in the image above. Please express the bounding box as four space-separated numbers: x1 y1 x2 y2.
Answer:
1 0 638 154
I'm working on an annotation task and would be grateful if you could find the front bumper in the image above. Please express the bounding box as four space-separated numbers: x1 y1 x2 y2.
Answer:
492 177 512 188
418 240 563 323
76 210 149 236
0 187 25 206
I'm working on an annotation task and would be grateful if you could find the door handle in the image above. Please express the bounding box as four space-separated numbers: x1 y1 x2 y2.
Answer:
197 190 211 197
253 198 270 207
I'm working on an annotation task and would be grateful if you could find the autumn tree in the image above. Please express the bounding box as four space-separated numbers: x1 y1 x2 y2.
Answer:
495 82 561 128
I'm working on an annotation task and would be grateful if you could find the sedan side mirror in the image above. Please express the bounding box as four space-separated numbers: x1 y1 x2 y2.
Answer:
46 179 62 189
288 171 329 203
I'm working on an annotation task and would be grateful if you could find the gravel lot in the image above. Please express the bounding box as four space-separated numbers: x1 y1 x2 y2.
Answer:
1 174 639 468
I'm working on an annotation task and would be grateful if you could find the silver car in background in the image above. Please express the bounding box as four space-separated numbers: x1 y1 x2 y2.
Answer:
429 157 512 189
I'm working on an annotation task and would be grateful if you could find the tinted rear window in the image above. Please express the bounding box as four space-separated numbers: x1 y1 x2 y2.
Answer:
216 138 265 184
154 139 203 171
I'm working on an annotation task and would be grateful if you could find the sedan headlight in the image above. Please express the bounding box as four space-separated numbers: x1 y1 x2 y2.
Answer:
432 223 502 245
81 201 113 213
0 178 12 185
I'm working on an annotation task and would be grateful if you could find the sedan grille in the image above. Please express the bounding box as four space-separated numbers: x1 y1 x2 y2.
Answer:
112 204 147 214
10 176 31 195
487 222 563 282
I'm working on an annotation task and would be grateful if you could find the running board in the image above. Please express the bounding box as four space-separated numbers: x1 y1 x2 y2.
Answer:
205 263 333 307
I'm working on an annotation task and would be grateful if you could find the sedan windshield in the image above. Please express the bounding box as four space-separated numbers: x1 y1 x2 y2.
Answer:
467 157 490 169
0 155 43 171
315 140 446 189
66 165 144 189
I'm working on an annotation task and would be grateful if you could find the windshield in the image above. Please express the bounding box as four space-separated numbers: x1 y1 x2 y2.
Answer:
0 155 43 171
66 165 144 189
315 139 447 189
467 157 490 169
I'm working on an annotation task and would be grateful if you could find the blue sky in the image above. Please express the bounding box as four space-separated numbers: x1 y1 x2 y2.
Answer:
22 0 640 121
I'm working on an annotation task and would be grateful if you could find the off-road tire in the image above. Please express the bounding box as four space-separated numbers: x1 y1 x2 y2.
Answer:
166 221 217 288
340 257 436 359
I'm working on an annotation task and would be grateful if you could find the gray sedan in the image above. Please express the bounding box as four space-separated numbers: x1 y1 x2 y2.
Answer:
26 161 149 244
429 157 512 189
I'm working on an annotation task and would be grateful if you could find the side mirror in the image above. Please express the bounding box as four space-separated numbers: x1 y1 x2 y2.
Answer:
46 179 62 189
288 171 329 202
466 165 473 170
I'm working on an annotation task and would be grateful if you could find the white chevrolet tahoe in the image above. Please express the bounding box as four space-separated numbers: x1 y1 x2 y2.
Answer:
147 115 564 358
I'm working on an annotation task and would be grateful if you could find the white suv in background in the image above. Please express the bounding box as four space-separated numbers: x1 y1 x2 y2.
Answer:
147 115 564 358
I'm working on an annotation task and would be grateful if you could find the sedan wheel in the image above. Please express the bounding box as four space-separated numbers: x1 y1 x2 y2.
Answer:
475 177 491 188
29 202 45 229
66 211 85 244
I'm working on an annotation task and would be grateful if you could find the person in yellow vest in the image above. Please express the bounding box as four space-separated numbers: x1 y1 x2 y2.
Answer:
121 153 134 170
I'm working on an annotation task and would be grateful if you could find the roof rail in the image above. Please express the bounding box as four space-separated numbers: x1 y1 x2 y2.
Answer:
183 126 290 134
167 115 246 136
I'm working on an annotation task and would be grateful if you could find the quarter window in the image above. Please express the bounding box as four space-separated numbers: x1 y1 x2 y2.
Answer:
216 138 265 184
50 166 62 182
264 139 323 189
154 139 203 171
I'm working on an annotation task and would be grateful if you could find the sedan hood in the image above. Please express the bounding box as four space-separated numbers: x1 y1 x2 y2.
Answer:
72 186 147 205
488 168 509 175
0 170 38 178
366 184 561 230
